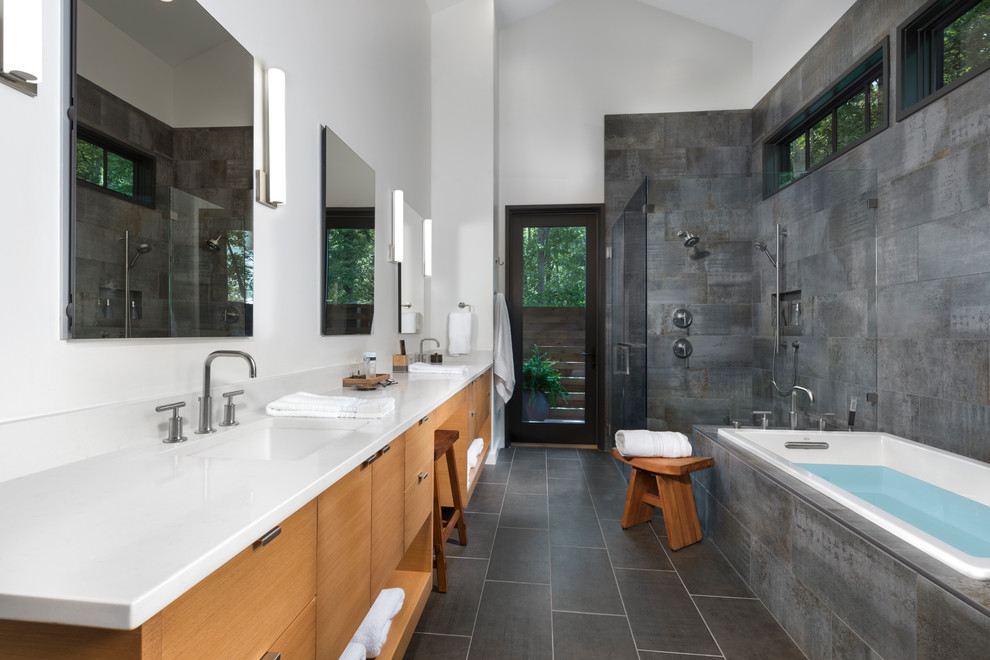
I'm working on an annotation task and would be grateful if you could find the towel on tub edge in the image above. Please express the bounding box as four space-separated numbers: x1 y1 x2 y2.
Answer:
615 430 692 458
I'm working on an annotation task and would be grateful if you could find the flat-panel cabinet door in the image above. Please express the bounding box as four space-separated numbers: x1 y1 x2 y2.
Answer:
371 442 405 597
317 465 372 660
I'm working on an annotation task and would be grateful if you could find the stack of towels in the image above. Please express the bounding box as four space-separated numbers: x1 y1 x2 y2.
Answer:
615 430 692 458
266 392 395 419
341 588 405 659
466 437 484 488
408 362 468 375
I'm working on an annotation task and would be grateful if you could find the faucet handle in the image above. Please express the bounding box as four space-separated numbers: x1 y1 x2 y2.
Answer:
219 390 244 427
753 410 772 430
156 401 188 444
810 412 837 432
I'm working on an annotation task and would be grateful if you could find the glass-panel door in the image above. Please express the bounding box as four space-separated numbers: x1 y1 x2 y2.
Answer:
506 206 601 446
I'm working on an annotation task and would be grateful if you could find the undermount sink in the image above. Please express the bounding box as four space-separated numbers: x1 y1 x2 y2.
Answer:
182 418 369 461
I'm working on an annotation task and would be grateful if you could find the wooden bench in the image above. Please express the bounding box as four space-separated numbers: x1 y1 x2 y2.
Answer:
611 448 713 551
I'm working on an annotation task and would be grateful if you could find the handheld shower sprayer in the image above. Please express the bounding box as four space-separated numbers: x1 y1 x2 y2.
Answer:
753 241 778 267
128 244 152 269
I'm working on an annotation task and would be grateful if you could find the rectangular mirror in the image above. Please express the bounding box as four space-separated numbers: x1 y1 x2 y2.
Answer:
68 0 254 339
398 202 425 334
322 126 376 335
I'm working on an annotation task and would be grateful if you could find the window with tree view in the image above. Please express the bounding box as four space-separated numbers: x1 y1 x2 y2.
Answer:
76 129 154 206
765 46 885 196
900 0 990 115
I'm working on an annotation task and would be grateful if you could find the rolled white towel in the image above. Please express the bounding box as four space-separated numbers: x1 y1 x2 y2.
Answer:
339 641 366 660
266 392 395 419
408 362 469 375
615 430 692 458
350 587 405 657
467 437 485 469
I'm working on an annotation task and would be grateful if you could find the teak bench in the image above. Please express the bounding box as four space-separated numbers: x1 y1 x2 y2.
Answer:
610 448 714 551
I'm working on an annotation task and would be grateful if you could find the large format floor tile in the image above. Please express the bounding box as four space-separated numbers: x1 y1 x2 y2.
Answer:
404 446 806 660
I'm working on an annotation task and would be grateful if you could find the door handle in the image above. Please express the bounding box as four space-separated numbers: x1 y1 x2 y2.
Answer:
580 351 596 369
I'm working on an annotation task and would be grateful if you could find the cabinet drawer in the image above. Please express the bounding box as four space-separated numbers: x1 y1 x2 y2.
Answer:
161 500 317 660
404 465 433 552
268 597 316 660
403 421 435 491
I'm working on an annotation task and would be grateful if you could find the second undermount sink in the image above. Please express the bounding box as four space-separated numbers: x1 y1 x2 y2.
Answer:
189 418 369 461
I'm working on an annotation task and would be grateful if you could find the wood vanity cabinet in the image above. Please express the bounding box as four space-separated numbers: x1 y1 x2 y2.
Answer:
0 372 489 660
437 368 493 507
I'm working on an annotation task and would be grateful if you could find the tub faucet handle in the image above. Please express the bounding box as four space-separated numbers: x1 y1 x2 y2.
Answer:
753 410 772 430
155 401 189 444
814 412 837 432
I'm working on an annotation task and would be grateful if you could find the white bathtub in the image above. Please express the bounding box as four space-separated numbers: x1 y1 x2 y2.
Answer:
716 428 990 580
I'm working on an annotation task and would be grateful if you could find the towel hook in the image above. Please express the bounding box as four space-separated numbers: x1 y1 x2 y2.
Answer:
495 257 505 266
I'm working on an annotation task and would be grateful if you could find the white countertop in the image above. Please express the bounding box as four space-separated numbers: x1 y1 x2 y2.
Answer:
0 361 490 630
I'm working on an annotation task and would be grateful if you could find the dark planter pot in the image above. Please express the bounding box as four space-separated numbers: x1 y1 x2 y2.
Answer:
522 390 549 422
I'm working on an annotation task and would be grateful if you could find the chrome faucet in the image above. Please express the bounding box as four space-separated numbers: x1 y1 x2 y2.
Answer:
196 350 257 434
419 337 440 362
790 386 815 430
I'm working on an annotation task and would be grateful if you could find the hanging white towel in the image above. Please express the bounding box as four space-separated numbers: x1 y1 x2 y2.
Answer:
350 588 405 657
448 309 473 355
615 430 692 458
266 392 395 419
493 292 514 404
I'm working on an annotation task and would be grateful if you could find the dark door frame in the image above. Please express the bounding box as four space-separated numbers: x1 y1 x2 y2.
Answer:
505 204 606 449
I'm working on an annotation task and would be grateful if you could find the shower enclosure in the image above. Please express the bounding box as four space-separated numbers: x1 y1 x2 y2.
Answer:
606 170 878 440
71 187 252 339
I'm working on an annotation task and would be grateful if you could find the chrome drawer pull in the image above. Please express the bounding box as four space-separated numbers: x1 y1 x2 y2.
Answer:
418 471 429 482
382 444 391 454
365 452 380 466
420 415 430 424
259 526 281 547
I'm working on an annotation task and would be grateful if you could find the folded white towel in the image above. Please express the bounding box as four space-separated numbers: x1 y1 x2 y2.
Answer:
615 430 692 458
350 588 405 658
408 362 468 375
266 392 395 419
467 437 484 469
339 641 366 660
448 310 472 355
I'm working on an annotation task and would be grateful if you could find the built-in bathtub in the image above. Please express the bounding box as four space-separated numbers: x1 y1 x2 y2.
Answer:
716 428 990 580
692 426 990 659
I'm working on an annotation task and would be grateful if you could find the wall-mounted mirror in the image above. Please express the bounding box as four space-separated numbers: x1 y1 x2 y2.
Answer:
398 203 425 334
322 126 376 335
68 0 254 339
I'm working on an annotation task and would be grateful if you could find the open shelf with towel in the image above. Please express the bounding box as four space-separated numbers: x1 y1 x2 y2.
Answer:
436 368 493 508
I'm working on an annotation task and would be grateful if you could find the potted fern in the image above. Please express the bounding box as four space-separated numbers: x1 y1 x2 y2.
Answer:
521 345 570 422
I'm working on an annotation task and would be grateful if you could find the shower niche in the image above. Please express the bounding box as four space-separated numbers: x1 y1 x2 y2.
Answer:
772 290 805 335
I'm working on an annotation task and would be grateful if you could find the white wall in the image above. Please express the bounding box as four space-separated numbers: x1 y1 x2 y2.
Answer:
173 38 253 128
0 0 431 424
749 0 858 104
498 0 752 209
430 0 496 351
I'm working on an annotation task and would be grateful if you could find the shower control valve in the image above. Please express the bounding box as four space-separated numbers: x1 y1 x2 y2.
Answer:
219 390 245 427
155 401 189 443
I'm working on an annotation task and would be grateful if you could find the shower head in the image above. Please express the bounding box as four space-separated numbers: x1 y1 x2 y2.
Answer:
753 241 778 267
128 244 152 269
676 230 700 248
205 234 223 252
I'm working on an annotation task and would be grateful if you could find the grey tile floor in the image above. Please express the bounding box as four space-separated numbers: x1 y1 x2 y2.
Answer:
404 446 807 660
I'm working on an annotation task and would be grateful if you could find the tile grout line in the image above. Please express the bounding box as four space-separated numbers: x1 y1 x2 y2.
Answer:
463 449 514 659
587 451 644 660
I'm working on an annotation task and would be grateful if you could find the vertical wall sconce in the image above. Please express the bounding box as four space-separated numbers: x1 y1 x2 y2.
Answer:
1 0 43 96
256 67 286 207
390 190 404 263
423 218 433 277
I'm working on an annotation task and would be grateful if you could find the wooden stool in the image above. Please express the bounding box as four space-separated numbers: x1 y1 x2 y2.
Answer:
433 429 468 592
611 448 713 551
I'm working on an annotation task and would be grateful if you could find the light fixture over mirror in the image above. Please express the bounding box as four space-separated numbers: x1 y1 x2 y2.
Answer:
0 0 43 95
257 67 286 208
322 125 376 335
390 190 404 263
424 218 433 278
67 0 254 339
398 202 425 334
